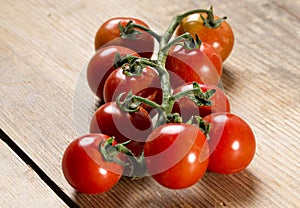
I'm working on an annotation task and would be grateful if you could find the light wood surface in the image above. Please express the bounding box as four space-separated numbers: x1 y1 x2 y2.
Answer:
1 0 300 207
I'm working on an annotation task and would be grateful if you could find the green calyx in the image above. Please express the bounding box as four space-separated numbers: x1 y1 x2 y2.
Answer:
201 6 227 28
187 116 211 137
119 20 142 39
99 137 127 165
183 34 202 50
99 137 148 177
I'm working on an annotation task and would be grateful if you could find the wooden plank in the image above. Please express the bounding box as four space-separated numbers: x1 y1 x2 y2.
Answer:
1 0 300 207
0 140 67 207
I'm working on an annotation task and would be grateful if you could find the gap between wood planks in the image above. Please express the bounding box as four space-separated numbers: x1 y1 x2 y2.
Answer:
0 128 79 208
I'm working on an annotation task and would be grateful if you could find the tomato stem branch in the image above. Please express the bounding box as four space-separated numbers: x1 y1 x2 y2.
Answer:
160 32 192 53
117 91 162 112
131 23 162 42
173 82 216 107
116 7 221 125
154 8 218 124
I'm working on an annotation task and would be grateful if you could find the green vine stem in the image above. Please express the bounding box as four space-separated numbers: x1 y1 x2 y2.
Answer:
152 8 223 124
99 7 225 174
99 137 148 177
116 7 224 128
129 22 162 42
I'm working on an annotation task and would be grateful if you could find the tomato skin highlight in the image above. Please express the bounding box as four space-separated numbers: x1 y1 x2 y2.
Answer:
203 113 256 174
144 123 209 189
89 102 152 157
94 17 154 58
166 44 221 89
176 13 234 61
172 82 230 122
86 45 140 100
200 42 223 76
62 134 123 194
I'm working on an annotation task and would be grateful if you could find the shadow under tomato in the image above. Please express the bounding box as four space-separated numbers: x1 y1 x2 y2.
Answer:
131 170 260 208
220 66 239 94
73 169 260 208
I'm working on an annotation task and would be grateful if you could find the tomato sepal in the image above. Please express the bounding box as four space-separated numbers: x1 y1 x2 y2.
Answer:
200 6 227 28
186 116 211 137
172 82 216 107
99 136 128 166
99 136 148 177
118 20 143 40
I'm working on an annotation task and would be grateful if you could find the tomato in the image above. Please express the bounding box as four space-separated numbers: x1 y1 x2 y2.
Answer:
135 87 163 115
200 42 223 76
144 123 209 189
176 13 234 61
89 102 152 157
62 134 123 194
86 45 140 101
172 82 230 122
203 113 256 174
94 17 154 58
165 43 221 89
103 65 160 103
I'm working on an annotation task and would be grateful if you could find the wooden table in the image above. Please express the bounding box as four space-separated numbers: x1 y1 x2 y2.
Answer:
1 0 300 207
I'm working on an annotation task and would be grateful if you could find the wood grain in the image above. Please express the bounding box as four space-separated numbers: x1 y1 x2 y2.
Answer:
0 140 67 208
1 0 300 207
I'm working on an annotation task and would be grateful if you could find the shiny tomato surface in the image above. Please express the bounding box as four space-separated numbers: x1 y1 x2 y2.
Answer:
62 134 123 194
204 113 256 174
144 123 209 189
94 17 154 58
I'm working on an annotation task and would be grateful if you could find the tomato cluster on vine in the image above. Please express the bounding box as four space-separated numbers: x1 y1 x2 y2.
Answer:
62 7 256 195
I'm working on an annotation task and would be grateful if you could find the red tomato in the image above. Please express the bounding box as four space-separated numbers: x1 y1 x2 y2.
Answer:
165 43 221 89
203 113 256 174
89 102 152 157
176 13 234 61
172 82 230 122
135 87 163 115
94 17 154 58
86 45 140 101
62 134 123 194
144 123 209 189
200 42 223 76
103 65 160 103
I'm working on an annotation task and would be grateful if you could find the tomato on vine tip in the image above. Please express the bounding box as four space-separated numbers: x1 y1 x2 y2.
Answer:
89 102 152 158
103 65 160 103
94 17 155 58
172 82 230 122
144 123 209 189
86 45 140 100
166 43 222 89
203 113 256 174
62 134 123 194
176 12 234 61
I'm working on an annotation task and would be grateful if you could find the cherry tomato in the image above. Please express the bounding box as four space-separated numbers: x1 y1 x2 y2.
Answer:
103 65 160 103
165 43 221 89
89 102 152 157
200 42 223 76
172 82 230 122
203 113 256 174
86 45 140 100
62 134 123 194
144 123 209 189
135 87 163 115
176 13 234 61
94 17 154 58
